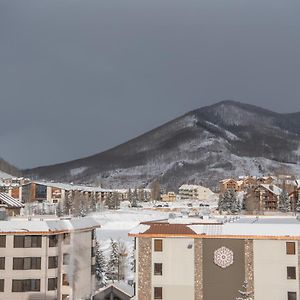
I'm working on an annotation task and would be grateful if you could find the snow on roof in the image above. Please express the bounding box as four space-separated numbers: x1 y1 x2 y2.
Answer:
0 217 100 234
130 224 151 234
113 282 134 297
179 184 213 191
219 178 236 183
131 216 300 238
259 184 282 196
189 223 300 237
0 192 24 208
33 180 111 193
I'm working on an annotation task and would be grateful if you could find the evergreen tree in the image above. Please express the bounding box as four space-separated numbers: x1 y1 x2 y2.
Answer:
64 192 72 215
242 193 247 210
131 189 138 207
117 240 128 280
91 193 97 212
127 188 132 203
106 192 120 210
236 280 253 300
95 241 108 287
144 190 151 202
296 193 300 212
278 190 291 212
218 189 240 214
107 239 119 282
56 201 64 217
138 189 145 202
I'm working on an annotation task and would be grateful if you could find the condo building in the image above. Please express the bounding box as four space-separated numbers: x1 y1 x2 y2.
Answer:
130 216 300 300
0 217 99 300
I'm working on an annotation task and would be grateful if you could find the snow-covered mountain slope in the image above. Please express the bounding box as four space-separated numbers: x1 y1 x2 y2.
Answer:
24 101 300 190
0 158 20 178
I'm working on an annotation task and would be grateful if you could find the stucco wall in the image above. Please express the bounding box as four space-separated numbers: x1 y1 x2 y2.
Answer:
254 240 299 300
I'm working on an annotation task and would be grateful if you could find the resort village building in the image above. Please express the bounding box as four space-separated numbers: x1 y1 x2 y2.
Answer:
130 216 300 300
178 185 217 201
0 217 99 300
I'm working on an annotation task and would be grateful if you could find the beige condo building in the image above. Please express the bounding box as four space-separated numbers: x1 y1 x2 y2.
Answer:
0 217 99 300
130 216 300 300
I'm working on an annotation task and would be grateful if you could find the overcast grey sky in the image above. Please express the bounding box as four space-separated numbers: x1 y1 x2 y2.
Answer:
0 0 299 168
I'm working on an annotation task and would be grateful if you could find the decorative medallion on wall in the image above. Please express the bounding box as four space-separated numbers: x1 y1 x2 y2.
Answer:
214 246 234 269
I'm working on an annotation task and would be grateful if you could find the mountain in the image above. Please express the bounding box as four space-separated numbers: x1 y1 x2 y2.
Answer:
24 100 300 190
0 158 20 178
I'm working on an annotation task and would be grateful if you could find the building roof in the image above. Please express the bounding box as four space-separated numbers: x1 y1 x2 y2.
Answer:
33 180 111 193
0 192 24 208
259 184 282 196
0 216 100 234
129 216 300 240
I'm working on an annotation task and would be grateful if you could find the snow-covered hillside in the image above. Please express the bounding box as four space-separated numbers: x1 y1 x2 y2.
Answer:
25 101 300 190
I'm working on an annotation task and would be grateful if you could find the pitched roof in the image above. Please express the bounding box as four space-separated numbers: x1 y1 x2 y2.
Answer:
259 184 282 196
0 193 24 208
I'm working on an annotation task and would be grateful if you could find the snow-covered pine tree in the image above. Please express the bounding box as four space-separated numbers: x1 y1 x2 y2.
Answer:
218 195 224 214
117 240 128 280
218 188 238 214
236 280 253 300
95 241 108 287
107 239 119 282
112 192 120 210
131 189 138 207
278 190 291 212
127 188 132 203
91 193 97 212
296 193 300 212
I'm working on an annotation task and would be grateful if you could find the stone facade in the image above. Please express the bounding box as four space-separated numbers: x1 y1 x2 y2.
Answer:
245 239 254 298
194 238 203 300
138 238 152 300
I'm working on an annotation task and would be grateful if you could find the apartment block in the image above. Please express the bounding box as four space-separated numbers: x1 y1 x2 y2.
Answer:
130 216 300 300
0 217 99 300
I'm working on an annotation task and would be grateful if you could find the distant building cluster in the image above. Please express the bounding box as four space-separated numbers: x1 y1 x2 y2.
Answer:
219 175 300 213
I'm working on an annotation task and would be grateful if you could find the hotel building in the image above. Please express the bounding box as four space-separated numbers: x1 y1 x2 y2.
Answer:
0 217 99 300
130 216 300 300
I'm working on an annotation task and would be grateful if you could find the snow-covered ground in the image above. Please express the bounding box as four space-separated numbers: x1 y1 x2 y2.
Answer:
92 208 168 280
91 201 216 280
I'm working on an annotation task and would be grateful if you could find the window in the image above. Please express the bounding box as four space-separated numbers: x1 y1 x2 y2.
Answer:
0 236 6 248
49 235 58 247
12 279 40 292
91 230 96 240
62 295 69 300
286 242 296 255
288 292 297 300
154 239 163 252
154 263 163 275
48 256 58 269
48 278 57 291
0 279 4 292
63 233 70 245
0 258 5 270
287 267 296 279
91 247 95 257
154 287 163 299
62 274 69 286
13 257 41 270
91 265 96 275
14 236 42 248
63 254 70 265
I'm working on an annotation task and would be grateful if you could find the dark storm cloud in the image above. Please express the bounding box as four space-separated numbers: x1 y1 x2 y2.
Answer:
0 0 299 168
